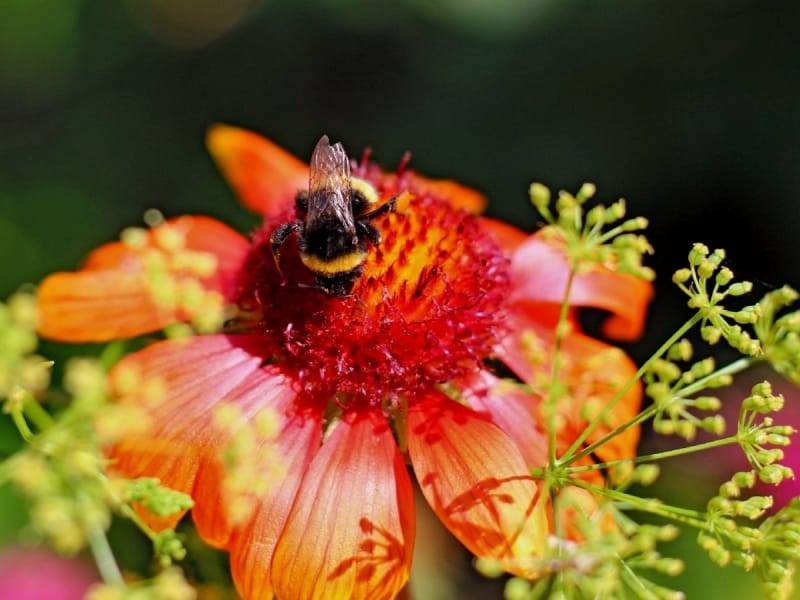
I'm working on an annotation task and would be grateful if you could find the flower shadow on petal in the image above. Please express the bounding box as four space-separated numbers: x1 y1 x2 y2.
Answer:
408 398 547 575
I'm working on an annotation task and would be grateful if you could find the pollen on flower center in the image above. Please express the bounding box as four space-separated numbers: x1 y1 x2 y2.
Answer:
236 195 510 406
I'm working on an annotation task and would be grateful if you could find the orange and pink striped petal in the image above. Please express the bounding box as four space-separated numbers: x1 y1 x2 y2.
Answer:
269 410 415 600
407 394 548 578
107 335 284 530
460 370 548 469
227 406 322 599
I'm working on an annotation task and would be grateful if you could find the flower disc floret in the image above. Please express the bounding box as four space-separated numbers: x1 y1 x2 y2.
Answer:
236 194 510 406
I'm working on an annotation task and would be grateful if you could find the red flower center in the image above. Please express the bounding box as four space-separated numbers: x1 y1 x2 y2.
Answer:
235 193 510 408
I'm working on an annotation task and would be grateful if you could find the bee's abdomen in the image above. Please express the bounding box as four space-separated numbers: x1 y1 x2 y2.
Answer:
301 227 360 260
299 249 367 277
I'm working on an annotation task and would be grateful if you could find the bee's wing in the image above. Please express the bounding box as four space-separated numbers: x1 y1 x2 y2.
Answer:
306 135 354 230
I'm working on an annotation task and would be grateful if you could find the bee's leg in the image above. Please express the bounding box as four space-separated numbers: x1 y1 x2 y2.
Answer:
356 220 381 246
270 222 300 278
361 195 397 221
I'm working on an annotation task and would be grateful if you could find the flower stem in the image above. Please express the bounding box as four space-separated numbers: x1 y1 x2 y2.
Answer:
678 356 754 397
560 313 703 464
86 522 125 586
564 354 754 467
23 395 55 432
564 435 741 475
10 405 34 442
569 479 707 527
548 269 577 467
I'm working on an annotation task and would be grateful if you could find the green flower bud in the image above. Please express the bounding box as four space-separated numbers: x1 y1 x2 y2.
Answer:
693 396 721 411
667 338 693 362
698 259 717 279
529 183 551 212
689 243 710 266
719 481 740 498
586 204 605 227
577 182 597 201
635 464 660 486
759 464 792 484
701 415 726 435
766 433 792 446
701 326 722 345
732 471 756 488
727 281 754 296
673 268 692 284
715 267 734 286
504 577 531 600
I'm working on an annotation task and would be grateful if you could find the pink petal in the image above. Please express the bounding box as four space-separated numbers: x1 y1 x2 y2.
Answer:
460 370 549 468
190 368 313 549
510 234 653 340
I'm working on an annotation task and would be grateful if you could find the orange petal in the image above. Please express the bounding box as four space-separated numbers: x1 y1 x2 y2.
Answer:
510 233 653 340
408 394 548 578
405 172 486 213
498 307 642 464
37 216 249 342
84 216 248 299
107 334 275 530
207 124 309 219
38 270 173 342
271 410 415 600
479 217 528 256
228 405 322 600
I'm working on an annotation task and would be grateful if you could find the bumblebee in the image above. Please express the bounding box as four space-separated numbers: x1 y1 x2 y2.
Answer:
270 135 397 296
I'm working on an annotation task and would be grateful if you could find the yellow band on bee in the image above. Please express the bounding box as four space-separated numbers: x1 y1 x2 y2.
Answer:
300 251 367 275
351 177 379 207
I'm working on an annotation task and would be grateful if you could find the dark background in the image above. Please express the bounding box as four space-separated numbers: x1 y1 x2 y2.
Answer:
1 1 798 597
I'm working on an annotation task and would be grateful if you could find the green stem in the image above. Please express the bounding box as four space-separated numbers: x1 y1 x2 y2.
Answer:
566 355 754 467
549 485 562 539
619 562 659 600
569 479 707 527
10 406 34 442
548 269 577 467
86 522 125 586
23 396 55 432
677 356 754 398
565 435 740 475
561 313 703 465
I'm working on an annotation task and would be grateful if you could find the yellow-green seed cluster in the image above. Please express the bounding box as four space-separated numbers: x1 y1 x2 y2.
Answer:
529 182 655 281
645 339 729 440
673 243 761 355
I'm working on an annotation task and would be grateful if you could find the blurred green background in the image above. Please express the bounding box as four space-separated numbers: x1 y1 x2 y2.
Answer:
1 0 799 598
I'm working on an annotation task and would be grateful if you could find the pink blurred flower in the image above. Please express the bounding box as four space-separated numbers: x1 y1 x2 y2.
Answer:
0 547 97 600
